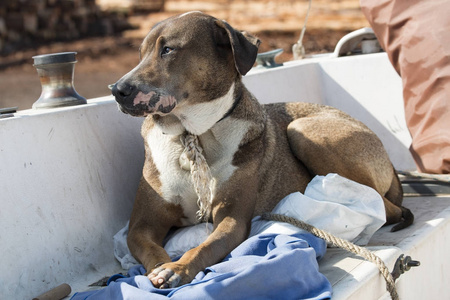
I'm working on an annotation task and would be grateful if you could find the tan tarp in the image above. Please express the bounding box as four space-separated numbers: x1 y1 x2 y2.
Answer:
361 0 450 174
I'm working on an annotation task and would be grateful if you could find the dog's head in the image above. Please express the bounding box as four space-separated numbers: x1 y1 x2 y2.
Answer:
111 12 260 119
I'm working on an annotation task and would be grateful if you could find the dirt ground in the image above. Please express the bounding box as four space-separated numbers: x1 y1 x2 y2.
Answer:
0 0 369 110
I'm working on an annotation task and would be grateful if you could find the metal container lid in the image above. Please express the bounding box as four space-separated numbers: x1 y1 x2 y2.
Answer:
32 52 77 65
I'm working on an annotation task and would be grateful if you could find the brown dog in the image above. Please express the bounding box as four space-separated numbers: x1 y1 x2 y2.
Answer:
112 11 413 289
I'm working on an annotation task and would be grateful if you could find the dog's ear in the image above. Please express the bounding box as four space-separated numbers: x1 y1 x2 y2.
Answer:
215 20 261 75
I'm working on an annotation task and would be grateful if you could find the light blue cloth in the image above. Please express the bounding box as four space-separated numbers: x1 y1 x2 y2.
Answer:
71 233 331 300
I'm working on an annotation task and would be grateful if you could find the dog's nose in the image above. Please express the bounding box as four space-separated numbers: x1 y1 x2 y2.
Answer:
112 82 135 103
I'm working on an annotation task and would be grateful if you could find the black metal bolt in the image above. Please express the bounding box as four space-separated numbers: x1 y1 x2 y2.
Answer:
392 254 421 281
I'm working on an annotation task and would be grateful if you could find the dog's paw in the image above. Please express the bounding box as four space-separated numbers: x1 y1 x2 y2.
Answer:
147 265 182 289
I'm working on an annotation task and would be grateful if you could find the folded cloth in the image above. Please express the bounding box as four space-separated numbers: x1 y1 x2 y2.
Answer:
252 173 386 245
72 233 331 300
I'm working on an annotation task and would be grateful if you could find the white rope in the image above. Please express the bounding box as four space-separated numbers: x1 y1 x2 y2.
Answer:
292 0 312 60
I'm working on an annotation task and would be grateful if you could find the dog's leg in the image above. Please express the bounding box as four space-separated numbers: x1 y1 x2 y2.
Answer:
286 115 410 229
148 168 259 289
148 213 251 288
127 177 185 275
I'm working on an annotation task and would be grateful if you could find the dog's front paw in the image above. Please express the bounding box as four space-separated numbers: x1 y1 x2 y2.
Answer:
147 264 184 289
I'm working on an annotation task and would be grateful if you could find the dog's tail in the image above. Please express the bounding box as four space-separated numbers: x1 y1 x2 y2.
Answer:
385 169 414 232
391 206 414 232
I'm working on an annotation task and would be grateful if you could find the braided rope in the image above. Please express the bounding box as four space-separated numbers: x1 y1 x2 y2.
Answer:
180 133 215 222
261 213 399 300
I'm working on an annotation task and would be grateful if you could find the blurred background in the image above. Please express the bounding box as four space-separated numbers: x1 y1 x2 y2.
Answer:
0 0 369 110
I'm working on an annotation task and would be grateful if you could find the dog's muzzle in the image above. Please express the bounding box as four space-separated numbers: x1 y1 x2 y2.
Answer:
111 82 177 117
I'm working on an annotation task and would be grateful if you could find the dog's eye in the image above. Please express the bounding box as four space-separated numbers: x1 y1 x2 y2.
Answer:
161 46 174 57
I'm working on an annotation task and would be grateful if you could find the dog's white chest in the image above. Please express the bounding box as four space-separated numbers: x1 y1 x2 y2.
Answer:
146 128 198 224
146 119 250 225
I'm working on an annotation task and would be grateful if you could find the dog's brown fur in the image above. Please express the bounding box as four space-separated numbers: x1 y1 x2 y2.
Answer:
112 11 413 289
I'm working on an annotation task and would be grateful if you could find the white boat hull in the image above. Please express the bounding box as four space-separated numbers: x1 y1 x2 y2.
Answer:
1 53 448 299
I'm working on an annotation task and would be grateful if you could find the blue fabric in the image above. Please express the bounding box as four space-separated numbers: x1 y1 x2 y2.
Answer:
71 233 332 300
